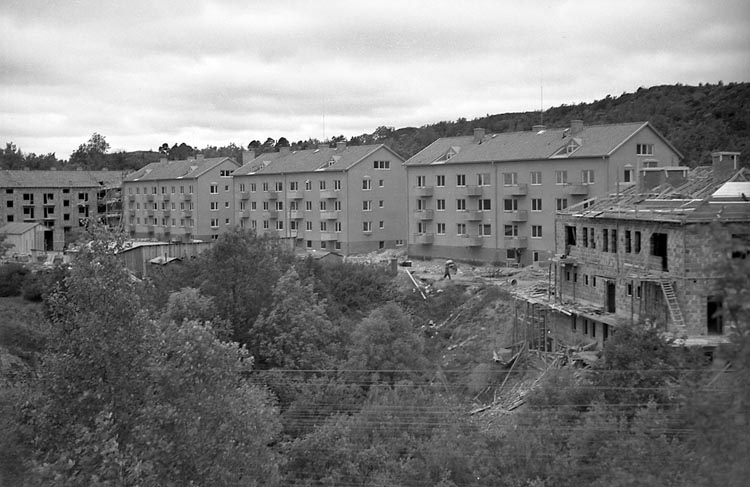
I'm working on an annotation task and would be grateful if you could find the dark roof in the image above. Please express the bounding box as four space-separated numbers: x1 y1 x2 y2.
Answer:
123 157 238 182
0 222 41 235
233 144 401 176
405 122 681 166
0 170 125 188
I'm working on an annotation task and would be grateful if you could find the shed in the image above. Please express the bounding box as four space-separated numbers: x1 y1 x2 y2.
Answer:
0 222 45 255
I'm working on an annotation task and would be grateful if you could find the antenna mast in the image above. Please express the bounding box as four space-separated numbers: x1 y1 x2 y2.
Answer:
540 71 544 126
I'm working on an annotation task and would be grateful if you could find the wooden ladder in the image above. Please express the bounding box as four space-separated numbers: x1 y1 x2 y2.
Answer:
660 280 686 332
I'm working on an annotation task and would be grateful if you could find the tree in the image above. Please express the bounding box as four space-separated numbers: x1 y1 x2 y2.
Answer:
158 143 170 156
252 268 340 370
0 142 25 169
68 133 110 169
346 302 429 384
275 137 290 149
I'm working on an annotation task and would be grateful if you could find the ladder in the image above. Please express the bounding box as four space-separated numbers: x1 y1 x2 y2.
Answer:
660 280 686 332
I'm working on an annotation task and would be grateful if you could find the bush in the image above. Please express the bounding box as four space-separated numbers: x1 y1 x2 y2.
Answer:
0 264 29 297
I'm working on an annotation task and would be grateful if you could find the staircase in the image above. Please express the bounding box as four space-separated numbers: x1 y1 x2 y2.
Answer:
660 280 686 333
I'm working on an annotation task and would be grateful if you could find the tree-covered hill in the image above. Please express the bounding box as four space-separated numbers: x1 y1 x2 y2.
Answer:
365 82 749 167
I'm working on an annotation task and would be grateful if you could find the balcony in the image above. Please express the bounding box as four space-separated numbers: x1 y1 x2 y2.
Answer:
414 186 434 197
182 193 192 201
320 189 336 199
508 183 528 196
163 209 171 217
321 232 338 241
146 194 154 201
566 183 590 196
239 191 250 200
287 190 303 200
289 210 303 220
464 185 483 197
462 210 483 221
320 210 338 220
182 210 193 217
263 210 279 219
462 235 484 247
162 194 170 201
240 209 252 219
146 210 155 217
508 210 528 222
415 209 434 220
127 194 135 201
146 224 155 233
504 236 528 248
267 191 280 200
414 233 434 244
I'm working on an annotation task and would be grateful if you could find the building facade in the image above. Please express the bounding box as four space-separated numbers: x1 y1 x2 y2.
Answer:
0 170 124 251
404 121 683 265
538 155 748 351
122 156 240 241
232 143 407 254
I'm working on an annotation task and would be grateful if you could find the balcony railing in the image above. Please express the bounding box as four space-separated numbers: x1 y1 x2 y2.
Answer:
462 235 484 247
320 210 338 220
415 209 434 220
289 210 303 220
239 191 250 200
320 189 336 199
464 185 483 197
504 236 528 248
509 210 528 222
414 233 434 244
509 183 528 196
287 190 303 200
462 210 483 221
320 232 338 241
182 193 192 201
263 210 279 219
414 186 434 197
267 191 280 200
567 183 590 196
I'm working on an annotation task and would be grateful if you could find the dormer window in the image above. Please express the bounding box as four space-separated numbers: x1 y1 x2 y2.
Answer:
552 138 582 158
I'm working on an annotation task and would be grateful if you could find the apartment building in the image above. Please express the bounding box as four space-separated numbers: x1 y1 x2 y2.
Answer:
532 153 748 352
0 169 124 251
404 121 683 265
232 143 406 254
122 156 240 241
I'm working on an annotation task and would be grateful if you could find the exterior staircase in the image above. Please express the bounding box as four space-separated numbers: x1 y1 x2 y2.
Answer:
660 280 686 333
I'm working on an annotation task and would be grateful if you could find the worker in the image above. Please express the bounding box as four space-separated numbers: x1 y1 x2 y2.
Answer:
443 260 456 280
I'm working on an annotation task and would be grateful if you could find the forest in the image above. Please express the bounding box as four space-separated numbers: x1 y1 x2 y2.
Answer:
2 82 748 171
1 227 748 486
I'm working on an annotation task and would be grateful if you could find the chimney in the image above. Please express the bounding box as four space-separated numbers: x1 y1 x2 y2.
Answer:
473 128 486 143
532 124 546 133
711 151 740 184
336 141 347 150
279 146 291 156
242 150 256 164
569 120 584 135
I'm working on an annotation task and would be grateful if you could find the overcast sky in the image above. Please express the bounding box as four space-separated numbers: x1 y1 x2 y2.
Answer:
1 0 748 159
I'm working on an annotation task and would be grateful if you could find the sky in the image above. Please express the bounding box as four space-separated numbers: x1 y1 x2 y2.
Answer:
1 0 748 159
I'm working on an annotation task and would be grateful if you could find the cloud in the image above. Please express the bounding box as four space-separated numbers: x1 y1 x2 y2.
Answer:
1 0 748 157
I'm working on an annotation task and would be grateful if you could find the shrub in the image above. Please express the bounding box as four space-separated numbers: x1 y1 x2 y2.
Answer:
0 264 29 297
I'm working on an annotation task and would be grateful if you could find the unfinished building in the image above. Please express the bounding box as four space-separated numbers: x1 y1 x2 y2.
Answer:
512 152 749 353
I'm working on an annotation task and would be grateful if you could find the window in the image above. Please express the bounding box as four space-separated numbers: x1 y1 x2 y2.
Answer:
319 201 327 211
503 172 517 186
305 201 312 211
479 199 491 211
583 227 589 247
556 198 568 211
437 223 446 235
532 225 543 238
210 184 218 194
305 180 312 191
362 178 371 190
225 202 230 208
417 222 427 233
6 201 12 208
634 231 641 253
531 171 542 185
363 221 372 233
417 175 426 187
275 201 283 211
531 198 542 212
210 201 219 211
625 230 632 253
220 169 232 177
603 229 609 252
506 249 516 260
263 201 269 211
477 173 490 186
306 221 312 231
636 144 654 155
627 282 633 296
456 199 466 211
274 182 283 192
437 199 445 211
565 225 576 246
262 182 269 192
611 229 617 253
479 224 491 236
436 175 445 187
503 199 517 212
334 200 342 211
319 180 326 190
335 221 342 232
456 174 466 187
556 170 568 185
374 160 390 169
251 201 257 210
624 168 633 183
334 179 341 191
210 218 219 228
363 200 372 211
590 228 596 249
263 220 269 229
582 169 595 185
456 223 466 235
379 221 384 229
379 179 384 187
504 224 518 237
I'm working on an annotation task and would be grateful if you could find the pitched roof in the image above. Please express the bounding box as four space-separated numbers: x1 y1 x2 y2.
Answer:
123 157 238 182
0 222 42 235
405 122 681 166
232 144 401 176
0 170 125 188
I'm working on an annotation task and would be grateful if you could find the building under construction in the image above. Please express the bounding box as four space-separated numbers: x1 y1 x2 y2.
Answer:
511 152 750 355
